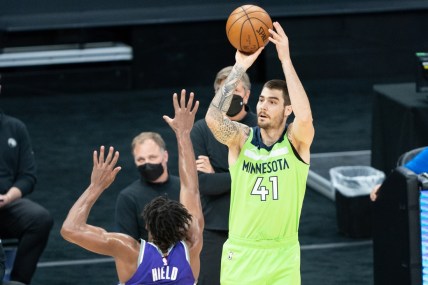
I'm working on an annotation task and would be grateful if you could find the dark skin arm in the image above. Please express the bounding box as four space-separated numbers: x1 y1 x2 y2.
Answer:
163 90 203 279
60 146 139 283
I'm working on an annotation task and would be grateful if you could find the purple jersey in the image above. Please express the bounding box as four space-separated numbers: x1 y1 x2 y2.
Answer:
125 240 195 285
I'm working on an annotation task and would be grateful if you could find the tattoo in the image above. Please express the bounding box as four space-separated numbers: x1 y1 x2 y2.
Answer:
243 125 251 138
210 64 246 113
207 64 248 146
209 115 250 146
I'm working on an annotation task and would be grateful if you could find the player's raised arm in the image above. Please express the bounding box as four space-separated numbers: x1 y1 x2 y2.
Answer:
205 49 263 149
61 147 139 281
269 21 314 161
163 89 204 279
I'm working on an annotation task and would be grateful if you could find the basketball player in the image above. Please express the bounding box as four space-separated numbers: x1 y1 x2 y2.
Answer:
205 21 314 284
61 90 203 285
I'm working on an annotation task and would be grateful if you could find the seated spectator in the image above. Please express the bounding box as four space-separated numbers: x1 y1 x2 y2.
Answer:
115 131 180 240
0 240 4 284
0 82 54 285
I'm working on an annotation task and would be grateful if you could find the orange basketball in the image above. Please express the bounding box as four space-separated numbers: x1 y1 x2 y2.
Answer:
226 5 273 54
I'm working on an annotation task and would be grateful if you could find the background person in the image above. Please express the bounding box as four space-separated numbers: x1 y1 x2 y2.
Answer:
115 132 179 240
0 82 54 285
0 240 4 284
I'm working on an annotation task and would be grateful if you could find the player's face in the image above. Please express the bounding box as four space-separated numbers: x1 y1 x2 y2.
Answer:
256 87 290 130
133 139 168 168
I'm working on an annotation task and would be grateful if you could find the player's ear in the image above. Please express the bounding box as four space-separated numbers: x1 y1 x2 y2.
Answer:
284 105 292 116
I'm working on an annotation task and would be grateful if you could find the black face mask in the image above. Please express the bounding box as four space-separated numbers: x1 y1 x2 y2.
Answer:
226 94 244 117
138 163 164 182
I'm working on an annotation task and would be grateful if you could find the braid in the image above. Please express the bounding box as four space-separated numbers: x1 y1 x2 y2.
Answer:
143 196 192 253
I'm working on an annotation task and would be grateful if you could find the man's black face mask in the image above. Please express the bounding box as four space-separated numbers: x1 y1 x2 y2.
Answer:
226 94 244 117
138 163 164 182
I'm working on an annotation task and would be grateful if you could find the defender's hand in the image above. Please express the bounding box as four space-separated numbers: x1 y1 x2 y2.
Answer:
163 89 199 134
90 146 121 192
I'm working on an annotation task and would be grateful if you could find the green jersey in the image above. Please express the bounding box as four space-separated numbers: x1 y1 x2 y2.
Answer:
228 126 309 241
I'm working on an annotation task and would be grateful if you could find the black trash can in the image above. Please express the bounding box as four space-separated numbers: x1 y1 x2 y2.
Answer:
330 166 385 238
334 190 372 238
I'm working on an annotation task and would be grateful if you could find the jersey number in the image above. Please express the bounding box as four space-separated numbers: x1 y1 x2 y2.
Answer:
251 177 279 201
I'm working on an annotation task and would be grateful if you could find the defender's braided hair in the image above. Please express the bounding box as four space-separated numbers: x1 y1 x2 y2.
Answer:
142 195 192 253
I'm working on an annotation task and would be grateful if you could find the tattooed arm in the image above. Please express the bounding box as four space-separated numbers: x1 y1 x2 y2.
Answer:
205 48 264 155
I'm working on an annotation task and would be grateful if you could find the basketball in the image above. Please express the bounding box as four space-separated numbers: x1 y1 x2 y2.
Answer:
226 5 273 54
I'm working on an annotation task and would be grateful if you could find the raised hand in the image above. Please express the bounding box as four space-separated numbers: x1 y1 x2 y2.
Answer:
268 21 291 63
90 146 121 192
163 89 199 135
235 47 264 70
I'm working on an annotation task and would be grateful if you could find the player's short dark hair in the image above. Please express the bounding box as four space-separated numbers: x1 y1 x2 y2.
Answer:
263 79 291 105
142 195 192 252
